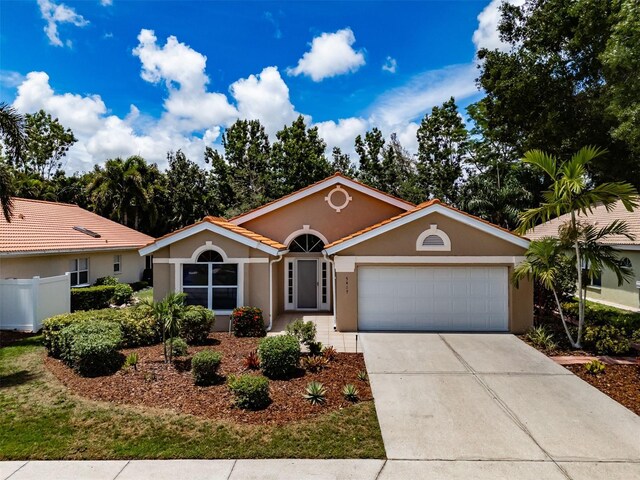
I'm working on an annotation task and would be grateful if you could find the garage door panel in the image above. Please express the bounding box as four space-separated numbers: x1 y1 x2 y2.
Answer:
358 266 509 332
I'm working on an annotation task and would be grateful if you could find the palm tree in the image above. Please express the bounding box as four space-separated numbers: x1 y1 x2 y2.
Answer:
143 293 186 364
0 103 26 221
516 146 638 347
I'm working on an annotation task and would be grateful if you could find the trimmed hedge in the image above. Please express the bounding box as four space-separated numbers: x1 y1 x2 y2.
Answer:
227 374 270 410
95 276 119 286
192 350 222 385
167 337 188 357
181 306 215 344
564 301 640 332
71 286 116 311
59 321 123 376
584 325 631 355
258 335 300 378
231 306 266 337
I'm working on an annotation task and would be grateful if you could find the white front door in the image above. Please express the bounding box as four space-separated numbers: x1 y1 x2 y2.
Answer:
357 266 509 331
285 258 330 311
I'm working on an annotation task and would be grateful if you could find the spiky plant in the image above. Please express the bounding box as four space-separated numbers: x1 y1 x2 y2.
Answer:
342 384 359 402
357 370 368 383
243 350 260 370
322 345 338 361
526 326 557 351
303 381 326 405
124 352 139 370
302 355 328 372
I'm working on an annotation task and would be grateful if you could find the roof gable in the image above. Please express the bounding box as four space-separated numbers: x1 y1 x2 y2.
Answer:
324 200 530 254
139 216 286 256
230 173 414 225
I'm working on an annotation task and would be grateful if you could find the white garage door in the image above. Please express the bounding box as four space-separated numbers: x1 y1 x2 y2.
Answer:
357 266 509 331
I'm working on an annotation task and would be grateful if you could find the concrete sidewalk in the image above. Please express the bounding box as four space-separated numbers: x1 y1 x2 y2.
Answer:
3 458 640 480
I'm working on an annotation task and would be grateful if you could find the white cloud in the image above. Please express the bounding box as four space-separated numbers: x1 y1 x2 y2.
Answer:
473 0 524 52
37 0 89 47
0 70 25 88
315 117 369 154
100 0 113 6
382 56 397 73
287 28 365 81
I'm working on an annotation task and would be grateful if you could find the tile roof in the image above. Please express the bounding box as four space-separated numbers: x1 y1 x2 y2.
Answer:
527 200 640 245
140 216 287 252
229 172 415 223
0 198 154 255
324 199 528 250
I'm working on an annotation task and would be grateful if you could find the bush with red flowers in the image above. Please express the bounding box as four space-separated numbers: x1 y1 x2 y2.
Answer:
231 306 266 337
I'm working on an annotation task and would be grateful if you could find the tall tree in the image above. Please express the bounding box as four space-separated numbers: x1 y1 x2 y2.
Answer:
165 150 210 231
330 147 357 178
222 119 273 213
23 110 76 179
416 97 467 204
0 103 25 221
516 146 638 347
271 116 331 197
204 146 233 217
355 128 385 190
475 0 640 187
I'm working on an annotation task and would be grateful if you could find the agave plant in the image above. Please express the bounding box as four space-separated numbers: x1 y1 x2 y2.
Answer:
303 381 326 405
342 384 359 402
357 370 368 383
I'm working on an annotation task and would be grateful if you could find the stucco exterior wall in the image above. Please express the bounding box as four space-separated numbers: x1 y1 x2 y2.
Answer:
239 185 406 245
0 249 146 285
585 250 640 310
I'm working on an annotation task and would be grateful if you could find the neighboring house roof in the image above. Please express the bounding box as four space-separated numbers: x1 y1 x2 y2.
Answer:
229 172 415 225
139 216 287 257
527 200 640 247
324 199 530 254
0 198 154 256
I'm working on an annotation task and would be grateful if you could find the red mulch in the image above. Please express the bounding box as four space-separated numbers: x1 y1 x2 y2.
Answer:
45 333 372 425
566 364 640 416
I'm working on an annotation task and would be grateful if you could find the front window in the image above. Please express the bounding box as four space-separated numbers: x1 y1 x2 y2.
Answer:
113 255 121 274
70 258 89 286
182 250 238 311
590 271 602 288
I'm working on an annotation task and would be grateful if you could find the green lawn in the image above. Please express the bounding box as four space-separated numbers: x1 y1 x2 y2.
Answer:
133 287 153 303
0 335 385 460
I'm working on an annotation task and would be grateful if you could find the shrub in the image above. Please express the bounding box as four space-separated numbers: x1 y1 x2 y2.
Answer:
258 335 300 378
308 341 323 356
95 276 119 286
584 359 606 375
180 306 215 344
342 384 359 402
192 350 222 385
584 325 631 355
285 318 316 346
124 352 139 370
227 374 270 409
231 306 266 337
564 301 640 332
243 350 260 370
167 337 188 357
302 355 328 372
71 285 116 311
112 283 134 305
303 381 326 405
129 281 149 292
632 329 640 344
59 321 123 376
322 346 338 361
526 325 557 351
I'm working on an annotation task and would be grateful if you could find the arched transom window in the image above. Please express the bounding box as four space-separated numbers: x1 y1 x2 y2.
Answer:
416 224 451 252
289 234 325 253
182 249 238 311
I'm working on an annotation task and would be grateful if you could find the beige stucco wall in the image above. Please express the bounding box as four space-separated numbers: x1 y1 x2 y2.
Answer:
585 250 640 310
333 211 533 333
239 185 406 245
0 249 146 285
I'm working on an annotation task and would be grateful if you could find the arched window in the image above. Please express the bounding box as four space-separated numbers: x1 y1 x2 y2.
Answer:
289 234 325 253
416 224 451 252
183 249 238 312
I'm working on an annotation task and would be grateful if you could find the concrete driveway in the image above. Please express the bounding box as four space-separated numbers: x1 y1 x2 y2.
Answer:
362 333 640 480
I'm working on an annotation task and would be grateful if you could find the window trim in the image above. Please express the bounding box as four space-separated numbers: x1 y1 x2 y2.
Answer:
113 254 122 274
416 224 451 252
70 257 90 287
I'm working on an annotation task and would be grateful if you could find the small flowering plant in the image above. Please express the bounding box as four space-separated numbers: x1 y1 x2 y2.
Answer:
231 306 266 337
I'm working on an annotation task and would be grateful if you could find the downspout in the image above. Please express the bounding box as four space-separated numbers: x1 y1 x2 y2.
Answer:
323 250 337 330
267 251 287 332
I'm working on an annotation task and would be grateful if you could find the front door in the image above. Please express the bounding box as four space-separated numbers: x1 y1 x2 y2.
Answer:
297 260 318 309
284 258 330 311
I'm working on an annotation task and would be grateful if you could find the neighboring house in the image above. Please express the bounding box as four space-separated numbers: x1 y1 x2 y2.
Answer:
140 173 533 333
528 200 640 311
0 198 154 286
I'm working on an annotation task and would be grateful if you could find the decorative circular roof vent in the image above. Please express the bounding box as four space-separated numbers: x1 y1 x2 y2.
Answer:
324 185 353 213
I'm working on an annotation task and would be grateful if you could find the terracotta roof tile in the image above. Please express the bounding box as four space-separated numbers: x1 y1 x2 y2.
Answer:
528 200 640 245
324 199 527 250
229 172 415 223
0 198 154 254
140 216 287 252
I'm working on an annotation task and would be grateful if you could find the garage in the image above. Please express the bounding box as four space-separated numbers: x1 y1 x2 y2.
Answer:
357 266 509 331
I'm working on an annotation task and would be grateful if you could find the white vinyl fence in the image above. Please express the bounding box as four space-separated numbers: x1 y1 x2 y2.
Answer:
0 273 71 332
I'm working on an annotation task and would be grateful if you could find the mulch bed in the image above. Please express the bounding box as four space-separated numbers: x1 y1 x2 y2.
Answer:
566 364 640 416
45 333 372 425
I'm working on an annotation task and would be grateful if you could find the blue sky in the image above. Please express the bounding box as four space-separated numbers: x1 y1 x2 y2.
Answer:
0 0 514 172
